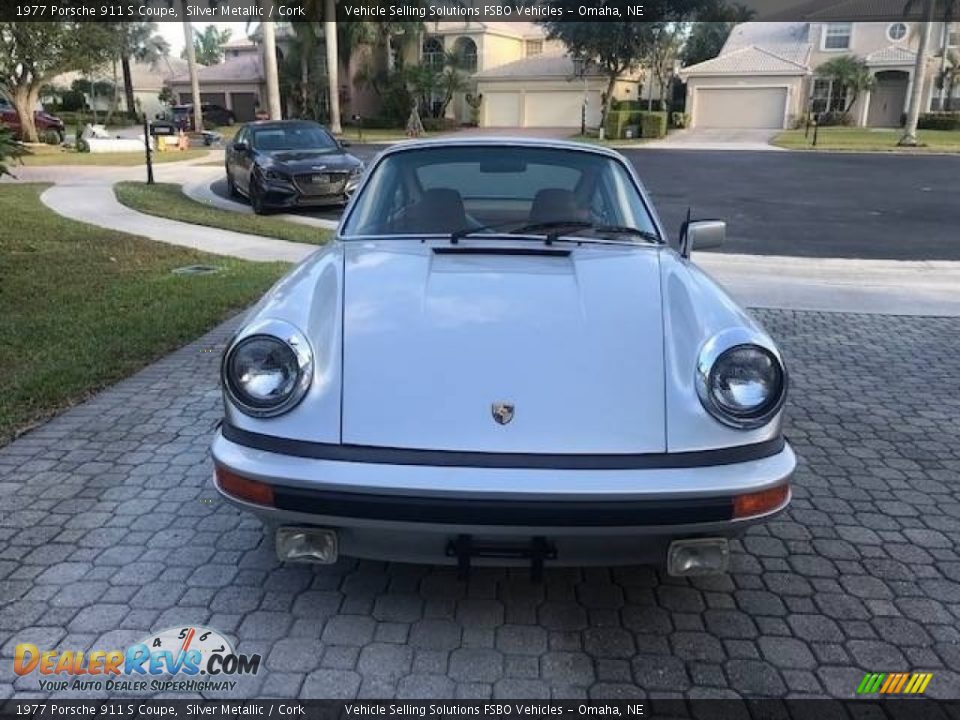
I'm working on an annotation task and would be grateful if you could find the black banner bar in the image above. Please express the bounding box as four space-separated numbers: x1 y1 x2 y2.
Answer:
1 700 959 720
0 0 940 23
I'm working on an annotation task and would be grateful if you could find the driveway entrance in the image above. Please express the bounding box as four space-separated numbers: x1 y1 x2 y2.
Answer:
638 128 782 151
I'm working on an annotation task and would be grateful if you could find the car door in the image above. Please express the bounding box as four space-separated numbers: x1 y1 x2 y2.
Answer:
231 127 253 193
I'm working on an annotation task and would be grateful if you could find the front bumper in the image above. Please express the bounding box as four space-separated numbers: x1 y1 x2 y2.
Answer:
210 428 795 566
261 177 358 209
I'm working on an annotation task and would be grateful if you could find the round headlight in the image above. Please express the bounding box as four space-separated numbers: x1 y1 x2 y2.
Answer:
697 343 786 429
223 324 312 418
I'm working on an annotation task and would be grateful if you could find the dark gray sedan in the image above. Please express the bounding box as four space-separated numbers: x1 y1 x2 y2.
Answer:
225 120 364 214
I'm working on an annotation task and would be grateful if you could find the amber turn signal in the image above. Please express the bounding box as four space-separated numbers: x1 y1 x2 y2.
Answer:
215 465 275 507
733 484 790 519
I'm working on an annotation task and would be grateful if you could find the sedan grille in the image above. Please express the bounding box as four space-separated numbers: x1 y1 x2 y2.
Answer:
294 171 349 196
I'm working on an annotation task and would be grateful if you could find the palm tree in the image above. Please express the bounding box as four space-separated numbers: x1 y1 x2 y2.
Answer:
324 0 341 133
179 2 203 132
942 50 960 110
119 22 169 120
261 21 283 119
900 1 934 144
815 55 875 118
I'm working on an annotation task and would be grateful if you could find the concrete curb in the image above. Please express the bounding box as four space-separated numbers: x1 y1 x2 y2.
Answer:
179 171 339 231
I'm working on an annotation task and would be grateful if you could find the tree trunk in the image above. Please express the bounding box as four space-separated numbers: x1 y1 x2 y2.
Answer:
324 0 342 133
602 74 617 132
900 0 934 145
13 86 40 143
300 53 310 118
121 54 137 120
261 21 283 120
181 7 204 132
105 59 119 125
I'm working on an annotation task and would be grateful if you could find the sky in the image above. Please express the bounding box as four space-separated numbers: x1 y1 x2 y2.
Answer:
155 21 250 56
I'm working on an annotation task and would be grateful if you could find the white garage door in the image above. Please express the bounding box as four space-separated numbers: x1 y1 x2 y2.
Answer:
694 87 787 129
484 92 522 127
524 91 602 128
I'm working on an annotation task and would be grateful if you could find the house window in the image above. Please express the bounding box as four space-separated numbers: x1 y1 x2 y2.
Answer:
422 36 445 72
810 78 849 114
887 22 908 42
823 22 852 50
454 37 478 73
946 22 960 47
525 40 543 57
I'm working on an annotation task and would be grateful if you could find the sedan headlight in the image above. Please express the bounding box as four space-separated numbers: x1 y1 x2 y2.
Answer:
696 341 786 429
222 321 312 417
263 168 290 183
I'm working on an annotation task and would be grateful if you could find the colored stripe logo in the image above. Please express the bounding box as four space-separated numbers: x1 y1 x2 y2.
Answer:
857 672 932 694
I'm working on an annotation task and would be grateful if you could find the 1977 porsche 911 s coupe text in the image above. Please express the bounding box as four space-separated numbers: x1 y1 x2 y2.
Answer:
211 138 795 577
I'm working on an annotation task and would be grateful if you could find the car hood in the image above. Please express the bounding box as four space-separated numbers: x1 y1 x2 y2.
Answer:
340 240 666 453
264 149 358 172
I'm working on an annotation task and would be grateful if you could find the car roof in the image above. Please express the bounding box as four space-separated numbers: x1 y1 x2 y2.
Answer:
380 136 624 161
243 120 323 129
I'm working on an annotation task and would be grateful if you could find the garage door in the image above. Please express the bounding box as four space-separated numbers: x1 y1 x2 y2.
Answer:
524 91 602 128
694 87 787 129
484 93 521 127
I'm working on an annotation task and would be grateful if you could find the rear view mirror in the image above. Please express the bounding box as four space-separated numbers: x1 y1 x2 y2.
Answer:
680 220 725 258
479 157 527 173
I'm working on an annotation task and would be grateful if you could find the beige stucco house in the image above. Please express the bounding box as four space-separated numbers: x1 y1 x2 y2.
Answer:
680 20 959 129
402 22 644 129
52 57 188 120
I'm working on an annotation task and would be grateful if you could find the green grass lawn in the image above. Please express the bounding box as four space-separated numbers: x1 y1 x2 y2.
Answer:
0 184 288 444
772 127 960 152
114 182 331 246
18 146 210 166
340 128 438 143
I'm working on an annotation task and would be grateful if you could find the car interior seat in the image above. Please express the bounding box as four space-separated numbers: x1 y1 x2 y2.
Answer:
397 188 467 234
528 188 588 225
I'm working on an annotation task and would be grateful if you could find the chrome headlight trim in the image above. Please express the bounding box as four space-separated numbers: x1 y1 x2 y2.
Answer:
695 328 788 430
221 319 313 418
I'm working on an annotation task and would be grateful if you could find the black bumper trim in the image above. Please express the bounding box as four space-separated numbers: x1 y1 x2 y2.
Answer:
221 423 785 471
271 485 734 527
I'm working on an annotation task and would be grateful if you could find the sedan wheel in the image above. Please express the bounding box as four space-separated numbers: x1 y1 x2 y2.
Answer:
250 179 268 215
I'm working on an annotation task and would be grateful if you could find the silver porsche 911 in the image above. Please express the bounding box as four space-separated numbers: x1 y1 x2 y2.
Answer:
211 138 795 577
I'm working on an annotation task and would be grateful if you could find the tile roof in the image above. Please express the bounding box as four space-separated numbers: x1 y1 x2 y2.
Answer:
168 53 263 84
474 52 603 80
865 44 918 65
680 45 811 77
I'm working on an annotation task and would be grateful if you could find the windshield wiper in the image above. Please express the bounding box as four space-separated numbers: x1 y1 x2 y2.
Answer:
511 220 660 246
450 219 660 245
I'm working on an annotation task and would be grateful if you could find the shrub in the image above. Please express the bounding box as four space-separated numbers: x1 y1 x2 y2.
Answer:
0 125 24 177
605 109 638 139
669 111 690 129
816 111 853 127
917 112 960 130
639 111 668 138
421 117 459 132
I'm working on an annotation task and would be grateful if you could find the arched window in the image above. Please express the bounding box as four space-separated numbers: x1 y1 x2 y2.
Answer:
454 37 478 73
422 36 445 72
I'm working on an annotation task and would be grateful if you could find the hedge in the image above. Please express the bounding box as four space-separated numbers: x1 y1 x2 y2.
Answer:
605 110 668 139
917 112 960 130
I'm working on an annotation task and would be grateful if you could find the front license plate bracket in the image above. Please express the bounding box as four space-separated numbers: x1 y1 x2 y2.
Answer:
445 534 557 582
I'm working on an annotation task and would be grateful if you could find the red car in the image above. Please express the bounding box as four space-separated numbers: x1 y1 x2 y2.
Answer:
1 98 65 143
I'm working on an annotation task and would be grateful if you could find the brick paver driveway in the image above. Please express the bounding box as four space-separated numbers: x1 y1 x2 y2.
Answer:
2 310 959 700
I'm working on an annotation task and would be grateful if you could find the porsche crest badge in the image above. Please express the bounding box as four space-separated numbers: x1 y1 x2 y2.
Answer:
491 402 515 425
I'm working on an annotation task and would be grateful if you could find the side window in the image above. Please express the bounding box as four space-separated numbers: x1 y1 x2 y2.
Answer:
235 128 248 145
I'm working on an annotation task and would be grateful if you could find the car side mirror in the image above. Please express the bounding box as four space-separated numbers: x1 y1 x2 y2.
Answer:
680 219 725 258
233 140 249 152
339 139 352 148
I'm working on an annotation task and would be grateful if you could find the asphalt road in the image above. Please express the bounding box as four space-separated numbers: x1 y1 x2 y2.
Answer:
214 146 960 261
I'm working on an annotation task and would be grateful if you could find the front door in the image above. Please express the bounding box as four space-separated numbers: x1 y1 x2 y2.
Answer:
867 71 909 127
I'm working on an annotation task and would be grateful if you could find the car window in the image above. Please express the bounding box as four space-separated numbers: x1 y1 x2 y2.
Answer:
251 125 336 151
342 145 658 239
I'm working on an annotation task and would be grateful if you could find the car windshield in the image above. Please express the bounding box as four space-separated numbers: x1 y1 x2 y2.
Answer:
251 124 337 152
340 145 659 241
